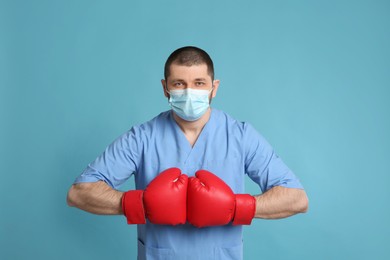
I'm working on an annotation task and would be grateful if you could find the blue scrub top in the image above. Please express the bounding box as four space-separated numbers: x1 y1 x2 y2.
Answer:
75 108 303 260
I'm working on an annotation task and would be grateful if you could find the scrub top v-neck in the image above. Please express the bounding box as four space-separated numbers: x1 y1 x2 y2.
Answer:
169 109 213 171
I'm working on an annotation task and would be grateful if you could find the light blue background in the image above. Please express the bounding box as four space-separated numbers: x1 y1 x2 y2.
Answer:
1 0 389 259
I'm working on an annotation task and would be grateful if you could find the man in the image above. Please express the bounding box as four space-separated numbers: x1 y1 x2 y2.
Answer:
67 46 308 259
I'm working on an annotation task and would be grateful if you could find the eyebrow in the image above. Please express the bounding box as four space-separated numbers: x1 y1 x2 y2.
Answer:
170 78 207 82
170 79 185 83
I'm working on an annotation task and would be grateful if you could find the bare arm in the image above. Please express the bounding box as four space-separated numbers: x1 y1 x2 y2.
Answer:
254 186 308 219
67 181 124 215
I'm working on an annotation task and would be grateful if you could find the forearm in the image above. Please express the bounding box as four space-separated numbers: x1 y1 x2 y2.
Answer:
67 181 124 215
254 186 308 219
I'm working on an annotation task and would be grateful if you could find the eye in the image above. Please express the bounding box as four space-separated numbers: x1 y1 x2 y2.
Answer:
173 82 184 87
195 81 205 86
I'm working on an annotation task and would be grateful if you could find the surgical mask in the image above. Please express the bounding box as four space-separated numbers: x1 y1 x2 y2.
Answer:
167 87 213 121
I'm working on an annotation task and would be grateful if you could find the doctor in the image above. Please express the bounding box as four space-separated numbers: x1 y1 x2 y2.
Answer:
67 46 309 259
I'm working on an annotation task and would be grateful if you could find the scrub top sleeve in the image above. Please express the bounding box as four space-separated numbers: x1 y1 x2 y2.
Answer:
244 123 303 192
74 127 141 189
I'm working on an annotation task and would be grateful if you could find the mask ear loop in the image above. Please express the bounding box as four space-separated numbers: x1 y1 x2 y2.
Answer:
209 85 215 104
164 82 171 100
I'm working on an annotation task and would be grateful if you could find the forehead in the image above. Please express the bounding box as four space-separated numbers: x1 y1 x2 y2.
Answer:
168 64 211 80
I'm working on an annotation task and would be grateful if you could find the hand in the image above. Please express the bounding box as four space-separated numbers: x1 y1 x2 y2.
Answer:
122 167 188 225
187 170 256 228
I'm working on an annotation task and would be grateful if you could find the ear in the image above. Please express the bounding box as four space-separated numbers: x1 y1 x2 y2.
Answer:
161 79 169 98
211 79 220 98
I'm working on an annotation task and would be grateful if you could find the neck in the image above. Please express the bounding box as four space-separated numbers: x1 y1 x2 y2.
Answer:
173 108 212 136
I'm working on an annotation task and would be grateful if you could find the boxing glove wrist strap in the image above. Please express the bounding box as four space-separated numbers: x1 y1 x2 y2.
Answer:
233 194 256 225
122 190 146 224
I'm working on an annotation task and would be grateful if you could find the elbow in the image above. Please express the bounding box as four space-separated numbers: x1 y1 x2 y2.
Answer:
298 192 309 213
66 185 78 207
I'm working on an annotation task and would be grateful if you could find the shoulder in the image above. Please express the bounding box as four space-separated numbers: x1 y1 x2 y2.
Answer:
212 109 270 153
212 108 257 136
120 110 171 142
131 110 170 132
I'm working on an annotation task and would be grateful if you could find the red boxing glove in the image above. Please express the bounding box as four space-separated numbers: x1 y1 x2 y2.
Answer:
187 170 256 228
122 167 188 225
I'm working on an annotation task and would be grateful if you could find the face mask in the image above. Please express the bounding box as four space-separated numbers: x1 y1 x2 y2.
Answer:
167 88 213 121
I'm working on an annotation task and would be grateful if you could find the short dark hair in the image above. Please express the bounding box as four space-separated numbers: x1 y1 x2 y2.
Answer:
164 46 214 80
